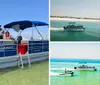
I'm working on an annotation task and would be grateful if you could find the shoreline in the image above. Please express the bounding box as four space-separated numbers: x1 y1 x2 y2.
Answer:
50 17 100 22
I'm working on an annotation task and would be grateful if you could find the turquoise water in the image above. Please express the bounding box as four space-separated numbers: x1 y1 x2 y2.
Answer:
50 20 100 41
50 59 100 85
0 61 48 85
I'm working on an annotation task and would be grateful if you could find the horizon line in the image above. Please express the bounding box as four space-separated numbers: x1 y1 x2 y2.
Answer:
50 15 100 20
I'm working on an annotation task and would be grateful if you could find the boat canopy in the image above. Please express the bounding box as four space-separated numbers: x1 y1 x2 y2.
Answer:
4 20 48 31
79 62 87 64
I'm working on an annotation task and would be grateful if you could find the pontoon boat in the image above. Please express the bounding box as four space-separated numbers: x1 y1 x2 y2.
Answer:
74 64 97 71
0 20 49 69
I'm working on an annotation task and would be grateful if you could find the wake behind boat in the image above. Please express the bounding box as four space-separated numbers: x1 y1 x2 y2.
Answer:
0 20 49 69
63 22 85 32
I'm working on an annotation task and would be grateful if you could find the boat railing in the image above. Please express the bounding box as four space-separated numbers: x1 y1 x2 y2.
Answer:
28 40 49 54
0 41 17 57
0 40 49 58
78 65 95 68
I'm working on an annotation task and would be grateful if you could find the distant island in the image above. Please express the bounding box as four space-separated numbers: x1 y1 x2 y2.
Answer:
51 16 100 20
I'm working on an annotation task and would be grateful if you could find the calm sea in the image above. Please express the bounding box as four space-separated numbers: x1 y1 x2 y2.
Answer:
50 20 100 41
0 61 48 85
50 58 100 85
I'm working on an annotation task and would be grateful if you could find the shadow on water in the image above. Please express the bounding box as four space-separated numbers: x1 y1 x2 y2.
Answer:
56 74 79 78
70 74 79 77
0 66 19 74
76 70 99 76
0 60 48 74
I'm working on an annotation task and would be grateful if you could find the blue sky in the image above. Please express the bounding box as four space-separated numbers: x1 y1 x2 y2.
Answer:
50 43 100 59
0 0 49 39
51 0 100 18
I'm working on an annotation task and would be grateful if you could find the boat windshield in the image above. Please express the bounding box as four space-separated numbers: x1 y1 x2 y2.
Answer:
69 22 76 25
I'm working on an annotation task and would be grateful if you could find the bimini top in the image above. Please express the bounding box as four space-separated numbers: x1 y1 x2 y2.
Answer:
4 20 48 31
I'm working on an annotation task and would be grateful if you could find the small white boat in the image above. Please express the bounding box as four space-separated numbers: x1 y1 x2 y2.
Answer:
0 20 49 69
74 64 97 71
59 70 74 76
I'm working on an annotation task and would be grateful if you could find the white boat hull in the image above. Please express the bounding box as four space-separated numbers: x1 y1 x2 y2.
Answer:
75 68 96 71
64 28 85 32
59 73 73 76
0 52 48 68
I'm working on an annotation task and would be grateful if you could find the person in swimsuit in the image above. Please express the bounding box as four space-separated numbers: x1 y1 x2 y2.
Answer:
0 26 5 39
4 31 12 39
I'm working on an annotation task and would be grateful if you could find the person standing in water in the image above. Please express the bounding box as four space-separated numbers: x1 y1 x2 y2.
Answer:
4 31 12 39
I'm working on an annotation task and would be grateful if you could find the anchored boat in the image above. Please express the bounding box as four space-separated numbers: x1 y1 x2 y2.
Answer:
74 64 97 71
0 20 49 68
63 22 85 32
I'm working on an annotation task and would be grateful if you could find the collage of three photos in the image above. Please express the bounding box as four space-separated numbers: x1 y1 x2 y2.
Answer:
0 0 100 85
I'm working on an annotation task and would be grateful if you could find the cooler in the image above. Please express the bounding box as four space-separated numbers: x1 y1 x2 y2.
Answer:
18 44 28 54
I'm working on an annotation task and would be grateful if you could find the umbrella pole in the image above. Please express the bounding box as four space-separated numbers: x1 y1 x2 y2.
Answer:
35 26 44 52
15 30 22 40
35 26 44 40
32 27 34 40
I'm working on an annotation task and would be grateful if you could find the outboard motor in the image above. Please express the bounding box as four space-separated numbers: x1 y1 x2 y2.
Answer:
74 67 77 69
94 69 97 71
63 26 66 30
71 72 74 75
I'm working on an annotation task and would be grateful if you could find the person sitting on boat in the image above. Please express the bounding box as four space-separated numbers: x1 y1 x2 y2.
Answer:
0 26 5 39
17 35 22 44
4 31 12 39
0 25 2 31
65 68 67 74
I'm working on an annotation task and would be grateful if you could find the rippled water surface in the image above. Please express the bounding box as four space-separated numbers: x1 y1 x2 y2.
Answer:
50 20 100 41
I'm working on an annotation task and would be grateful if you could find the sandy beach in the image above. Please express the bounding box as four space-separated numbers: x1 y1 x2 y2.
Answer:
50 17 100 22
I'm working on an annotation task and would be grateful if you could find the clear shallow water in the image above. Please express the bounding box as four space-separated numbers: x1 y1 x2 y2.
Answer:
0 61 48 85
50 20 100 41
50 59 100 85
